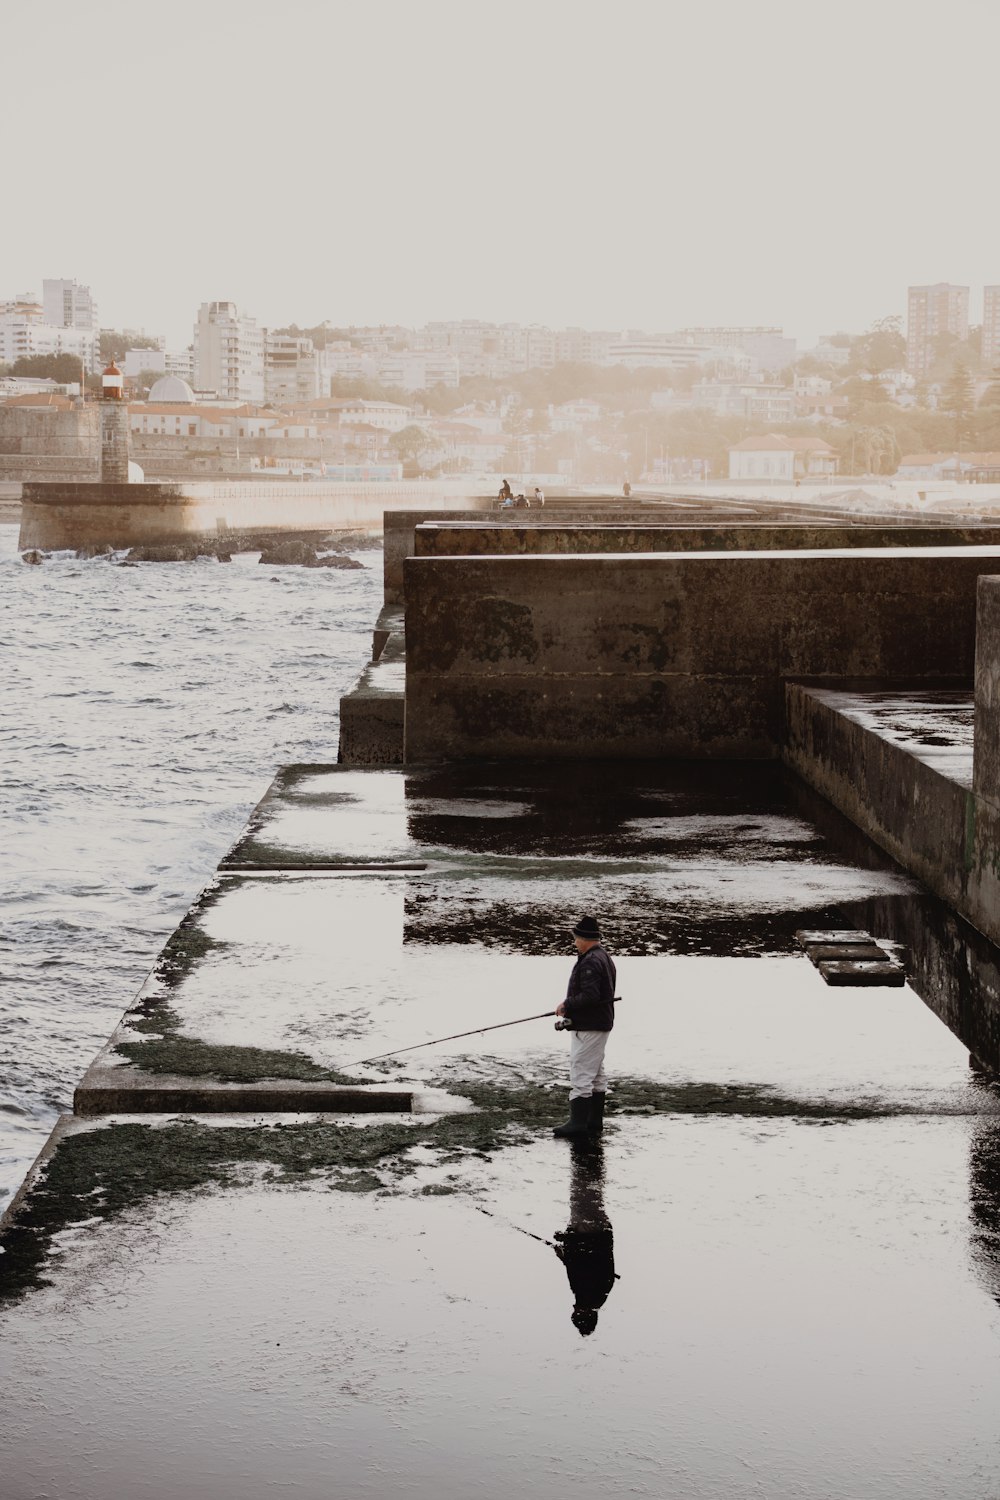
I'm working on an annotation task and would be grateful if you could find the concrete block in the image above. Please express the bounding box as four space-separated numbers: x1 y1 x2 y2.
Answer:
405 549 1000 760
795 929 874 947
818 960 906 986
806 943 888 963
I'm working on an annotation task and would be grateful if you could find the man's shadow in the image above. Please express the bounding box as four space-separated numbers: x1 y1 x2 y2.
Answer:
553 1139 617 1336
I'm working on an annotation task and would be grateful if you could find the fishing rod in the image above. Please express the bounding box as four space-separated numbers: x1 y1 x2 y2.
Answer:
474 1205 556 1248
344 997 622 1069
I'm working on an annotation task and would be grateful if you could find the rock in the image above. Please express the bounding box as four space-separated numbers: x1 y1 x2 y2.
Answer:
318 531 379 552
310 554 364 570
21 550 46 565
258 540 318 567
126 545 190 563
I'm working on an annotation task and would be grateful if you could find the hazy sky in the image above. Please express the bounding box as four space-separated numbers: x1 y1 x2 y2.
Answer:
4 0 999 349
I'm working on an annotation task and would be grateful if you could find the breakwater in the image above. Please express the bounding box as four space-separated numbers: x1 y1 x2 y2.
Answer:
0 524 381 1209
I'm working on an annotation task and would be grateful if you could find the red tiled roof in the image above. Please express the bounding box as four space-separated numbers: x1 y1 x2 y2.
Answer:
729 433 835 454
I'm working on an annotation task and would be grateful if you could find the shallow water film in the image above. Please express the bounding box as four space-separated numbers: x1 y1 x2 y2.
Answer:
0 524 380 1208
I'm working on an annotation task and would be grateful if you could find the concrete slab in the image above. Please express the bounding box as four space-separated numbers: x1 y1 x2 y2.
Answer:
3 1111 1000 1498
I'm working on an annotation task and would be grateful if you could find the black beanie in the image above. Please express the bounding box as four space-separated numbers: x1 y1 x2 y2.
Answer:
572 916 601 940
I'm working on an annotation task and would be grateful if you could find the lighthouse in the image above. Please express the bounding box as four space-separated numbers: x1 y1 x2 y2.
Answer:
99 359 131 483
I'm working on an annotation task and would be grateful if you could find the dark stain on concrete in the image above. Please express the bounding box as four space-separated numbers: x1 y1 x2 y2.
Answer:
0 1077 941 1308
115 995 361 1086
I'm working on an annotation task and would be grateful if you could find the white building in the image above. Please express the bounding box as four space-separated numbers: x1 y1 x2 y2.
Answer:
678 327 795 373
193 301 265 403
374 350 461 391
728 434 837 481
693 380 795 423
0 300 98 372
265 334 321 404
42 279 98 332
123 349 167 379
604 337 715 370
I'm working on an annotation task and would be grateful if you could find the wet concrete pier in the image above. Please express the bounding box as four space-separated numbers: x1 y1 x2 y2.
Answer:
4 760 1000 1496
8 493 1000 1497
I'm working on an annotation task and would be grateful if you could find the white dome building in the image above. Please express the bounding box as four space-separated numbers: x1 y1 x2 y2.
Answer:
147 374 195 404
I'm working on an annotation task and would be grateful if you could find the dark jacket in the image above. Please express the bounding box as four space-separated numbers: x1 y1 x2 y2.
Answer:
563 944 616 1031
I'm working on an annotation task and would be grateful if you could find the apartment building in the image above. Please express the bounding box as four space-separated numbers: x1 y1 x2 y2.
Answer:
264 334 322 404
983 287 1000 370
906 284 969 377
692 380 795 423
193 301 265 403
42 279 98 332
0 293 98 372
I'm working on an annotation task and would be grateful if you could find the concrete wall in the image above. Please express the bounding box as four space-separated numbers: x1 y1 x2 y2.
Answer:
404 549 1000 761
18 481 495 551
0 404 98 456
384 504 690 606
785 582 1000 954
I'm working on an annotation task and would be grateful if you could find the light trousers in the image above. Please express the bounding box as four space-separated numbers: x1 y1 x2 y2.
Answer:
569 1029 609 1100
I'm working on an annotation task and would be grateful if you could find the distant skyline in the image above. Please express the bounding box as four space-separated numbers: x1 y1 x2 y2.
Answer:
5 0 1000 351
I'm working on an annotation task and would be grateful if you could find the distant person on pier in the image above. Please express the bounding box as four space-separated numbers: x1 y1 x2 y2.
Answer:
622 480 632 498
553 916 616 1139
498 478 513 504
514 492 530 508
534 486 545 507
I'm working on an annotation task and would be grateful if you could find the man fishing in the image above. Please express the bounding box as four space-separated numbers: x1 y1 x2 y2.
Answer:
553 916 616 1140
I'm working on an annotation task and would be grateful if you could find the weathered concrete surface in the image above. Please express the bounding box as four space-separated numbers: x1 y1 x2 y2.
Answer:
383 503 677 606
405 548 1000 761
785 684 1000 963
975 577 1000 806
7 760 1000 1493
338 630 406 765
416 519 1000 563
4 1107 1000 1499
18 481 494 552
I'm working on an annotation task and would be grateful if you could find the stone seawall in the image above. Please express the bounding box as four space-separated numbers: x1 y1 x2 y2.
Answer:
18 481 496 551
404 548 1000 760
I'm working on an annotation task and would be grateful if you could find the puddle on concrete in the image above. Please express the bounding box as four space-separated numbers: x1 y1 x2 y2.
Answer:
227 761 888 866
92 872 986 1118
808 689 974 787
2 1113 1000 1499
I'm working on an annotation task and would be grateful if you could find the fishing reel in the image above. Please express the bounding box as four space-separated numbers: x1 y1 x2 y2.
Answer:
554 1018 575 1031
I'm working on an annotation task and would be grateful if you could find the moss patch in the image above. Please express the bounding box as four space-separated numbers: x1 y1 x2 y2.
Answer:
117 995 361 1086
0 1076 922 1309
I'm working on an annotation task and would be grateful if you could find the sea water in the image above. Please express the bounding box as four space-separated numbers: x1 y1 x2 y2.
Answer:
0 525 381 1209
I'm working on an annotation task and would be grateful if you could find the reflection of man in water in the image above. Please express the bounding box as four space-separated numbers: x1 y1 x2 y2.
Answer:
554 1142 616 1336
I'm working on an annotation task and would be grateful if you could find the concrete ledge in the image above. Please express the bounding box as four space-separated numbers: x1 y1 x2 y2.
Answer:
785 682 1000 953
415 521 1000 561
74 1073 413 1115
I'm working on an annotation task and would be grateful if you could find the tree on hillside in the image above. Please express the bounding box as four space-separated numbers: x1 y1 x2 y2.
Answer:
941 361 975 448
853 424 899 475
389 425 430 465
856 315 906 378
10 353 87 384
99 330 160 362
980 367 1000 408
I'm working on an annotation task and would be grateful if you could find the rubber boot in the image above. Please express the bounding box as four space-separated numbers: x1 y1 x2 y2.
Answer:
588 1092 606 1135
554 1095 591 1139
